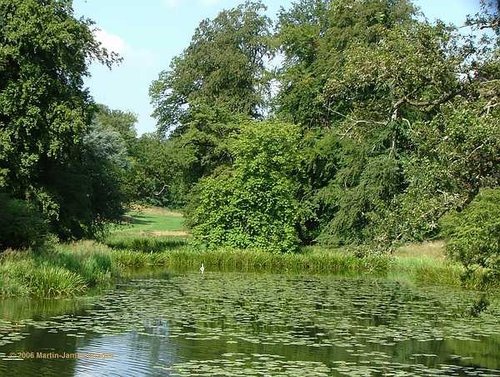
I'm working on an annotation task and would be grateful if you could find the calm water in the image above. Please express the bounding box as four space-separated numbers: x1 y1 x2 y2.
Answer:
0 272 499 376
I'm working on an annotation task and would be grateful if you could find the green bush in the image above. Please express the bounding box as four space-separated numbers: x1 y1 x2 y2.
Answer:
441 188 500 285
0 193 48 251
187 121 302 253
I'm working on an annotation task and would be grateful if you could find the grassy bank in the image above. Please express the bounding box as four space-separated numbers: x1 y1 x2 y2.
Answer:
0 242 389 297
110 245 390 275
0 243 116 297
0 239 471 298
0 207 493 298
389 242 464 287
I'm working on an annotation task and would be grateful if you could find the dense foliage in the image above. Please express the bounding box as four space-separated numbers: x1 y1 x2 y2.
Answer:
150 0 272 137
275 0 499 247
187 121 301 252
149 1 273 207
0 0 122 245
0 193 47 250
150 0 499 256
1 0 498 274
441 188 500 285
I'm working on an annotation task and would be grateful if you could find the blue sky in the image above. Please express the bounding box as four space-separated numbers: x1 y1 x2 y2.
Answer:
73 0 482 135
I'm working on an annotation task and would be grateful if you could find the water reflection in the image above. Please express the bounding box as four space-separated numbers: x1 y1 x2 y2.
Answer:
0 272 499 376
74 331 177 377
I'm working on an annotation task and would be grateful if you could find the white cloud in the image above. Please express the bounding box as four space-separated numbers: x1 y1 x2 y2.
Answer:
94 28 127 55
93 28 157 68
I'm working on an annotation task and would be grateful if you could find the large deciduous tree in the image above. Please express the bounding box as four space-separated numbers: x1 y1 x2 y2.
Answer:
150 0 272 137
0 0 121 242
276 0 499 247
149 1 273 205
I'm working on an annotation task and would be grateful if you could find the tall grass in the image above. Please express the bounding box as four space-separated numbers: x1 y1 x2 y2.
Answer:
111 247 390 275
0 241 115 297
0 257 87 297
104 234 188 253
389 256 463 287
0 241 492 298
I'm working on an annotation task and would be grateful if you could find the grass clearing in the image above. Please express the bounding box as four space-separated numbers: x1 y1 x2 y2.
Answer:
116 206 186 236
104 206 190 252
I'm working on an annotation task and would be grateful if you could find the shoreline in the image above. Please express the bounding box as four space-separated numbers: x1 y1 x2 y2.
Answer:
0 239 494 299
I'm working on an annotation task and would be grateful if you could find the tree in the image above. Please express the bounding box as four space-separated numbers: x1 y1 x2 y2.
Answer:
276 0 499 247
150 1 273 203
275 0 416 127
125 134 182 207
187 121 302 253
0 0 120 241
441 188 500 286
150 0 272 137
0 193 47 250
93 104 137 149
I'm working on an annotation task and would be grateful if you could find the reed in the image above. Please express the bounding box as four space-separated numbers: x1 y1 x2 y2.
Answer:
0 239 494 298
0 241 115 297
0 256 87 297
111 247 390 276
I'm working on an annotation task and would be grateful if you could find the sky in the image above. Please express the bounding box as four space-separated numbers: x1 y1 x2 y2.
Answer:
72 0 483 135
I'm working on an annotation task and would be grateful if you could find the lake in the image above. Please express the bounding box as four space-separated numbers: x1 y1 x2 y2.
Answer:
0 272 499 376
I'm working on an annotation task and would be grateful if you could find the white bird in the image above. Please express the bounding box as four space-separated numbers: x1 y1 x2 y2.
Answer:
200 263 205 274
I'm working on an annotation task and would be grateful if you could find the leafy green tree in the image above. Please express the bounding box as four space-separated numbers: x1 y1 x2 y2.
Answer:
187 121 301 252
150 2 273 203
93 104 137 150
275 0 416 127
150 0 272 137
0 193 47 250
277 0 499 247
0 0 120 241
90 104 141 205
125 134 183 207
441 188 500 285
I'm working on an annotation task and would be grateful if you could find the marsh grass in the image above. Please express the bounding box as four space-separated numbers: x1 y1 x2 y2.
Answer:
110 247 390 275
1 211 494 298
105 234 188 253
0 241 115 297
0 256 87 297
0 240 492 297
387 241 464 286
389 256 463 286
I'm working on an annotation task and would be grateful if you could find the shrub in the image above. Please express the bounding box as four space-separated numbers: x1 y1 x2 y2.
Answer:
0 193 48 251
187 121 302 253
441 188 500 285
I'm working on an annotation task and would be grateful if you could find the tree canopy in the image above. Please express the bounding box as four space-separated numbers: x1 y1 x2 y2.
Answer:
149 0 499 257
0 0 123 243
150 0 273 137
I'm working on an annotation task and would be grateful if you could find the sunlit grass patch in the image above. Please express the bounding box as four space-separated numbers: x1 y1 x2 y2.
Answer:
105 206 190 253
114 206 187 237
389 256 463 286
388 241 463 287
395 240 446 260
